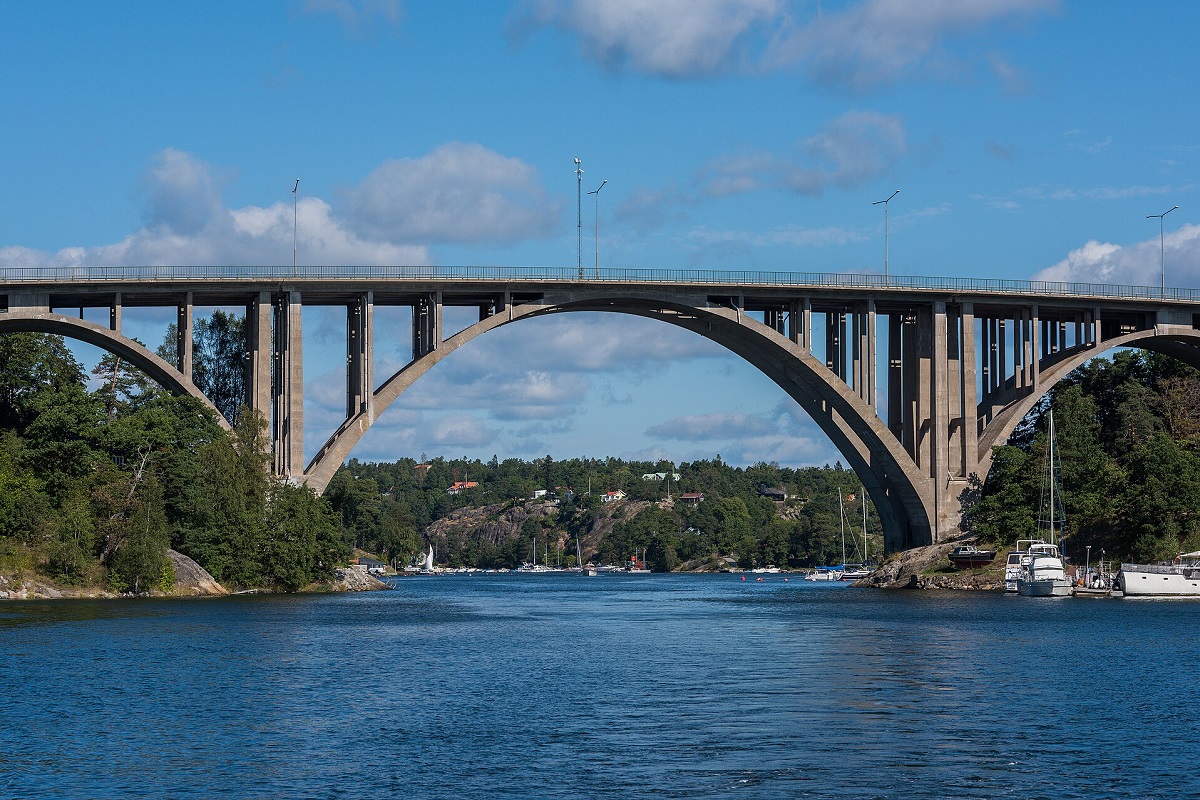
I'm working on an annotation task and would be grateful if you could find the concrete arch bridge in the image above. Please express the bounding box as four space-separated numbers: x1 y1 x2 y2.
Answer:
5 265 1200 552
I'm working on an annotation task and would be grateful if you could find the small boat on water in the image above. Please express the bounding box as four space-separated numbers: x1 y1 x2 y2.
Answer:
1117 552 1200 597
949 545 996 570
1016 542 1072 597
1004 539 1045 592
1014 409 1072 598
840 564 871 580
805 566 844 581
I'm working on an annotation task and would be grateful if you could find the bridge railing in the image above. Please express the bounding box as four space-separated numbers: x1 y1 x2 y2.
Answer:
2 264 1197 303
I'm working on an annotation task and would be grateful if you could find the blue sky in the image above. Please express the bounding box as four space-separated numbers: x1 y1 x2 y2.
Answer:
3 1 1200 469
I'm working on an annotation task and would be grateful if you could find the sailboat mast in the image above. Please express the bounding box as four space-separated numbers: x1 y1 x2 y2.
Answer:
839 488 846 567
861 485 867 563
1049 409 1056 546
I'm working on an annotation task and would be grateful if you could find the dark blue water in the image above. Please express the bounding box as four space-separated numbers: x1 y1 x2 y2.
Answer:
2 575 1197 799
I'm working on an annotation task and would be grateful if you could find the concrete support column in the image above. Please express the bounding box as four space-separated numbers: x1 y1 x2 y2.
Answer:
177 292 193 381
865 300 877 411
801 298 812 352
272 291 304 479
960 302 979 478
825 312 842 378
946 305 962 476
979 316 988 398
887 313 904 439
109 293 122 333
1030 304 1041 391
246 291 272 425
931 301 949 541
913 307 932 470
412 292 443 358
347 293 372 418
998 318 1008 395
852 308 863 398
1093 307 1102 348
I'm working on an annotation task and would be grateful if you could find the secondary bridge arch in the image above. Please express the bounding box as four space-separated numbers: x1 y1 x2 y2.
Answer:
0 310 228 427
7 265 1200 550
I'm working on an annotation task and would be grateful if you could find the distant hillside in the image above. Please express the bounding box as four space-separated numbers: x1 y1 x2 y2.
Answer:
326 456 883 571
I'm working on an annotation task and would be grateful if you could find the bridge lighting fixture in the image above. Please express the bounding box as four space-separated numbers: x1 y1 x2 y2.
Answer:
588 179 607 279
873 189 899 284
575 157 583 280
292 178 300 278
1147 204 1178 298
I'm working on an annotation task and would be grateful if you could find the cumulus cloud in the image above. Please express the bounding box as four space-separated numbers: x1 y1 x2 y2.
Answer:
765 0 1058 91
343 142 561 244
644 403 837 466
1034 224 1200 288
0 144 565 270
0 149 430 268
512 0 781 78
647 411 776 440
700 111 907 197
516 0 1055 88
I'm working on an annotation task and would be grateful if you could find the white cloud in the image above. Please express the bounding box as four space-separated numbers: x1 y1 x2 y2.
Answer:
647 411 777 440
643 402 837 466
514 0 781 78
0 143 571 270
1034 224 1200 288
343 142 562 244
701 111 908 197
0 149 430 268
517 0 1056 88
765 0 1058 91
428 414 498 447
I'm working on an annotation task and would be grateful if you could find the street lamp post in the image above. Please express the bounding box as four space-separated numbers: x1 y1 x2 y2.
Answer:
1147 204 1178 298
588 179 607 279
574 157 583 279
873 189 899 284
292 178 300 278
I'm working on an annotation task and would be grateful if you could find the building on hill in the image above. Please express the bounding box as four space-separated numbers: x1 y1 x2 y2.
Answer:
641 472 681 482
601 489 627 503
756 484 787 501
447 480 479 495
679 492 705 506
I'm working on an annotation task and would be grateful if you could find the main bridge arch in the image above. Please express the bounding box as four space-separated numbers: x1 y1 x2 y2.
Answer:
304 288 933 550
0 311 228 427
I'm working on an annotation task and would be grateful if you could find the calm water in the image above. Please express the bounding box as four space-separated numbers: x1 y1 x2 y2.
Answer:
2 574 1198 799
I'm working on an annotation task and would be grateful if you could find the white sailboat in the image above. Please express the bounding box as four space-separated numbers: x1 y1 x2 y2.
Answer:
841 487 872 580
1017 409 1072 597
575 536 596 576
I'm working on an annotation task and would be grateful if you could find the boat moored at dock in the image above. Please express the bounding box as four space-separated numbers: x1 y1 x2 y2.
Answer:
1117 552 1200 597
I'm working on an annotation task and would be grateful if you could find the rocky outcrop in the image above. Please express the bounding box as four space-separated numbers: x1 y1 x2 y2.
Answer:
860 541 1006 590
169 549 228 596
330 566 391 592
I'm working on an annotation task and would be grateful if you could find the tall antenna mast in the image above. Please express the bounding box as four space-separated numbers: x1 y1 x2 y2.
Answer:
574 156 583 279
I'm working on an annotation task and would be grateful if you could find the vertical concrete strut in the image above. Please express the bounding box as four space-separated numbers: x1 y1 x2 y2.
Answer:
931 301 949 540
177 291 193 381
960 302 979 479
271 292 303 479
347 294 373 419
247 291 272 425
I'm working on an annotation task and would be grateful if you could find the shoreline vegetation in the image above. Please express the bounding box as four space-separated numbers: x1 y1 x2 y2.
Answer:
4 329 1200 601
